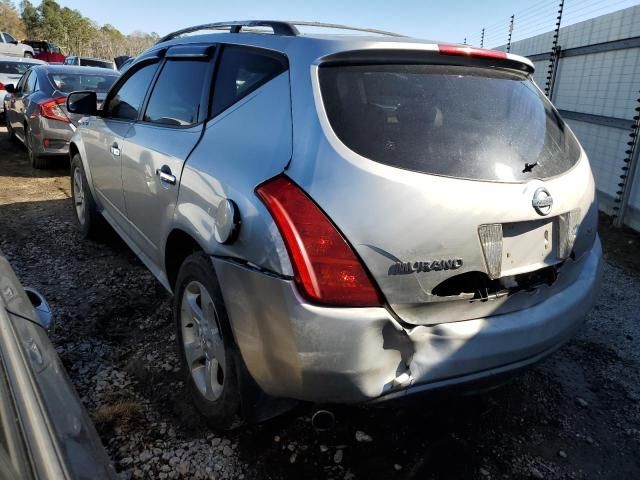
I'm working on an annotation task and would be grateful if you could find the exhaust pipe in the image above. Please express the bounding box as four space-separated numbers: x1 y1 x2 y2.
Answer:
311 409 335 432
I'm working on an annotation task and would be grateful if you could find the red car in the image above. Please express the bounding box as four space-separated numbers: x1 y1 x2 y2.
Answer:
22 40 65 63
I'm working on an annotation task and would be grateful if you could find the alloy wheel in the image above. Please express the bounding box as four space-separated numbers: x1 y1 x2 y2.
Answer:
72 167 86 225
180 281 226 401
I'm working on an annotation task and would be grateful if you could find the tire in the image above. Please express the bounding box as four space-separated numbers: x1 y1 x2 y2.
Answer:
174 252 244 430
6 113 17 141
24 52 33 58
25 126 48 169
71 154 104 238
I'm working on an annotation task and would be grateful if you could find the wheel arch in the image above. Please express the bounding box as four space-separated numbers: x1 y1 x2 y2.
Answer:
164 228 206 292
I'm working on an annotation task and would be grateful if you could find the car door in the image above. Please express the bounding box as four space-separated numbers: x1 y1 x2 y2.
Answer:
1 33 19 56
0 34 9 56
84 60 160 234
121 45 214 266
9 70 37 141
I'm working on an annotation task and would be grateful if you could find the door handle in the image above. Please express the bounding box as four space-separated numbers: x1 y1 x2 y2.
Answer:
156 166 176 185
110 142 121 157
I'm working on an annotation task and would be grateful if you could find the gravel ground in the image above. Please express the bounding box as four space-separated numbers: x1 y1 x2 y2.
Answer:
1 125 639 479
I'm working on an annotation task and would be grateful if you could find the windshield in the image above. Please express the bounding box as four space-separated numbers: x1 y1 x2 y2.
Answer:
0 61 39 76
48 73 117 93
319 64 581 182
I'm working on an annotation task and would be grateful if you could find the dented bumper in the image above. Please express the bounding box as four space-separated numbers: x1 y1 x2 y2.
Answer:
213 237 602 403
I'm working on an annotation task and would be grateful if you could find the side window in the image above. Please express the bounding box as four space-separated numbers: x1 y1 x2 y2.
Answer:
15 72 27 92
211 46 287 117
143 60 209 126
24 72 37 94
104 62 158 120
4 33 16 43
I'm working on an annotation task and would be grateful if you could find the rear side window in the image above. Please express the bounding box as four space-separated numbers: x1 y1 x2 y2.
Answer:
105 62 158 120
144 60 209 126
211 46 287 117
319 65 581 182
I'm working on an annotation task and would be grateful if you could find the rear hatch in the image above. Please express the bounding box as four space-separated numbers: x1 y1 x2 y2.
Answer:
288 47 597 325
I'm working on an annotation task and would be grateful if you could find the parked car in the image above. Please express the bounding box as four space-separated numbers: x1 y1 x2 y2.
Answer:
0 32 34 57
66 21 603 429
0 251 116 479
22 40 66 63
4 65 119 168
0 56 46 116
64 56 116 70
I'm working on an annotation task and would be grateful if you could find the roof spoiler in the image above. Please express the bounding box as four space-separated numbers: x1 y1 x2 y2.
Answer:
318 45 535 74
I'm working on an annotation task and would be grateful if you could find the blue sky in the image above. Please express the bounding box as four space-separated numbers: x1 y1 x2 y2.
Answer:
33 0 640 46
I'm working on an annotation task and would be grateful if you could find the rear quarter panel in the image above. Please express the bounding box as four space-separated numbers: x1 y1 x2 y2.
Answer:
172 71 294 276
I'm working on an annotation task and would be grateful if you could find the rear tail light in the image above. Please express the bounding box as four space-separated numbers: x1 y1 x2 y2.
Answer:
438 44 507 60
478 224 503 280
39 97 70 123
256 176 382 307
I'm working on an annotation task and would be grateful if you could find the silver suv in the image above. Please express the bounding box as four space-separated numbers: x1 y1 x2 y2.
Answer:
67 21 602 428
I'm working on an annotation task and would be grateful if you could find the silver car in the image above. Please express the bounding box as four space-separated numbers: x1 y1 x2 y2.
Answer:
67 21 603 429
64 56 116 70
4 65 118 168
0 32 34 57
0 252 116 479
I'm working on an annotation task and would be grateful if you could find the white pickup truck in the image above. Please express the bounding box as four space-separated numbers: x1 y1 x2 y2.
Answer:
0 32 34 57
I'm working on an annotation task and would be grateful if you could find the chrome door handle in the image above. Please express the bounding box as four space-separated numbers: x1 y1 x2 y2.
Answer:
156 166 176 185
110 142 120 157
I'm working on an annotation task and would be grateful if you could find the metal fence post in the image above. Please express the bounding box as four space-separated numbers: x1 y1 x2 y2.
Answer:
480 28 485 48
545 0 564 98
507 15 515 53
614 92 640 227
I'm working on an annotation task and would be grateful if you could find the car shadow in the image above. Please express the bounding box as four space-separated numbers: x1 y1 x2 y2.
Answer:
0 126 70 178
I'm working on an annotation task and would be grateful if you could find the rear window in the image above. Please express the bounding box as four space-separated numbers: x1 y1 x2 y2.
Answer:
0 61 39 75
49 73 117 93
80 59 113 69
319 65 581 182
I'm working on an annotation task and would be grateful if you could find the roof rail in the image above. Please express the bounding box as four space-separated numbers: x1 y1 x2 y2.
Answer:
156 20 404 44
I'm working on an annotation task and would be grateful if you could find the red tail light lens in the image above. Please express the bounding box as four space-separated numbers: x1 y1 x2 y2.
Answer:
256 176 382 307
39 97 70 123
438 44 507 60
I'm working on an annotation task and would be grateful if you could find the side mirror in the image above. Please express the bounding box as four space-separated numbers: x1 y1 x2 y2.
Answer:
4 84 15 94
10 40 18 45
66 91 97 115
23 287 53 331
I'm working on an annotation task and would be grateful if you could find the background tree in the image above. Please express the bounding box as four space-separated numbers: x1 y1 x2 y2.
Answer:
0 0 26 39
16 0 156 59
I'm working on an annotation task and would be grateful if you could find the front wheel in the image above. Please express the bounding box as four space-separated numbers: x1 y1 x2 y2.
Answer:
174 252 243 430
24 52 33 58
71 154 104 238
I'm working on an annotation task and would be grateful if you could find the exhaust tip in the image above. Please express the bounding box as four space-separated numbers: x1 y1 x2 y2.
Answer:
311 409 335 432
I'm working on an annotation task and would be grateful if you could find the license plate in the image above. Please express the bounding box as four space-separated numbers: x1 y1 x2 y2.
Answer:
501 219 558 276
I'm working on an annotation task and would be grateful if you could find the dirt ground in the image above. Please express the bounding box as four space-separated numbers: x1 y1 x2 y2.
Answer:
1 124 639 480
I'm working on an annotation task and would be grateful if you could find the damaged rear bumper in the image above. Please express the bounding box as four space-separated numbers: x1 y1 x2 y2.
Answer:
213 237 602 404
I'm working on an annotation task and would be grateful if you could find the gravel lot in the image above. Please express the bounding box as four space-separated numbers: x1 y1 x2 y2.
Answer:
1 124 639 479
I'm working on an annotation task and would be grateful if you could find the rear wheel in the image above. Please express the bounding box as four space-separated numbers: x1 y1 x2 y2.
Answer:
26 126 48 169
71 154 104 238
174 252 243 430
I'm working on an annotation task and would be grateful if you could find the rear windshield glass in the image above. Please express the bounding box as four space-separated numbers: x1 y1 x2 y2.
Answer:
49 73 117 93
81 59 113 69
319 65 581 182
0 61 39 75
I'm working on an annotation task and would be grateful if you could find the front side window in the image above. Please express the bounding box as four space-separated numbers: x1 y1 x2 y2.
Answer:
319 64 581 182
211 46 287 117
24 71 37 94
143 59 208 126
3 33 16 43
104 62 158 120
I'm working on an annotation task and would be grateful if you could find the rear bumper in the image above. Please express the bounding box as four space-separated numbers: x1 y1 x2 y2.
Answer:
214 237 602 403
